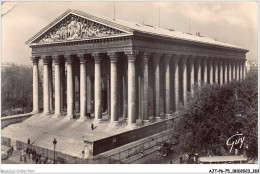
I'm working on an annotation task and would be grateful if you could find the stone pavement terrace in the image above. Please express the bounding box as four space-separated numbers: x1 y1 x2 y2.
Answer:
1 113 147 157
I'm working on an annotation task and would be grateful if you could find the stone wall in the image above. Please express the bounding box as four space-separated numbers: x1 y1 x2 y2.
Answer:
90 118 173 156
1 113 34 129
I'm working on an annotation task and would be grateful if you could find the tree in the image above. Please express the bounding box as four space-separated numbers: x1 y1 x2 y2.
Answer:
1 64 36 116
239 71 258 159
178 71 257 157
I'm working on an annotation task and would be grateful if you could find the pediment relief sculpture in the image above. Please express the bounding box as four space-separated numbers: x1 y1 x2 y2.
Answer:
33 14 124 43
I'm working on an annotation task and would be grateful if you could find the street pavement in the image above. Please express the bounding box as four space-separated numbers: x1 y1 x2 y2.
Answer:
130 144 182 164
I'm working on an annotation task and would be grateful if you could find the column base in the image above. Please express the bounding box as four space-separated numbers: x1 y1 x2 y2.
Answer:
110 120 118 124
126 122 137 129
108 121 118 127
65 115 73 120
93 118 102 124
53 113 61 117
165 114 172 119
43 111 50 115
78 116 86 122
156 117 161 121
78 119 86 122
143 120 150 124
32 110 39 114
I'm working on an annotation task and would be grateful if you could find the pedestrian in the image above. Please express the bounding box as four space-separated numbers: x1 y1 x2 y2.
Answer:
20 149 24 161
24 153 27 163
82 150 85 158
141 150 144 158
20 153 23 161
179 156 183 164
26 148 29 156
28 138 30 145
91 123 94 130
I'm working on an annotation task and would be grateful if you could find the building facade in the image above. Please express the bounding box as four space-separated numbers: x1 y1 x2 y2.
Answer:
26 9 248 127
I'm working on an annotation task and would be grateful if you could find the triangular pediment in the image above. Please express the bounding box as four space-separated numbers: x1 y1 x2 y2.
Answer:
28 10 132 45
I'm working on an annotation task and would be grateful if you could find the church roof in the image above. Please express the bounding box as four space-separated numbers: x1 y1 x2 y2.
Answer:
26 9 247 52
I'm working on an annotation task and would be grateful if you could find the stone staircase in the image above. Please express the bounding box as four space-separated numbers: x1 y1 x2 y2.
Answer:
1 113 138 158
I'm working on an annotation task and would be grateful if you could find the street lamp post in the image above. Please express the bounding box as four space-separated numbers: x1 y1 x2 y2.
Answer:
53 138 57 164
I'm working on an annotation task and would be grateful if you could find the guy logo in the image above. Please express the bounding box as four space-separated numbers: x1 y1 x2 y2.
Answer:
226 132 245 153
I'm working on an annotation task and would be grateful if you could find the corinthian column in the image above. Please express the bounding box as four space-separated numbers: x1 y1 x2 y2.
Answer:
42 56 50 114
235 61 239 81
188 57 195 95
142 52 150 121
49 59 53 112
108 52 119 123
153 53 161 118
239 61 242 81
32 57 40 114
195 56 202 86
53 55 62 116
180 56 188 106
218 59 223 85
222 59 225 83
93 53 102 123
65 55 74 119
172 55 180 112
242 60 245 80
207 58 213 84
232 59 236 80
201 58 208 84
126 51 137 127
227 60 231 82
79 54 87 121
164 54 171 115
213 59 218 84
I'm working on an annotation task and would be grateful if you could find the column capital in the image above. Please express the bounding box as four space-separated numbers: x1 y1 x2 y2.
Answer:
194 56 202 63
152 53 162 64
92 53 104 63
107 52 120 63
140 52 151 63
201 57 208 64
65 54 74 64
207 58 213 65
125 51 138 61
31 57 40 65
179 55 189 64
207 57 213 62
188 56 195 63
222 58 228 63
172 54 181 63
42 56 51 65
213 58 219 63
53 55 63 65
163 53 171 64
241 59 246 63
78 54 88 64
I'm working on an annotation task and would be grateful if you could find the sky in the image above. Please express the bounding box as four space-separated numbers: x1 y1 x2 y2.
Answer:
1 1 258 65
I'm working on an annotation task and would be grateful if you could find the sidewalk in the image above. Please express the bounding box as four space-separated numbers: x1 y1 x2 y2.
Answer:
2 145 47 164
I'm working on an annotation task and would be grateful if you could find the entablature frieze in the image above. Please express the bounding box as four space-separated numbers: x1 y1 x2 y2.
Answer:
132 34 248 54
31 35 133 55
132 38 246 59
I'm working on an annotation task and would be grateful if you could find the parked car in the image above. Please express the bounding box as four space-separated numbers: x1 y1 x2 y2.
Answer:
157 140 175 157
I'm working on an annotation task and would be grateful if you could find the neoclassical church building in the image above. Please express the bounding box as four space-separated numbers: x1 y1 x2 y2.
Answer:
14 9 249 157
27 9 248 126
